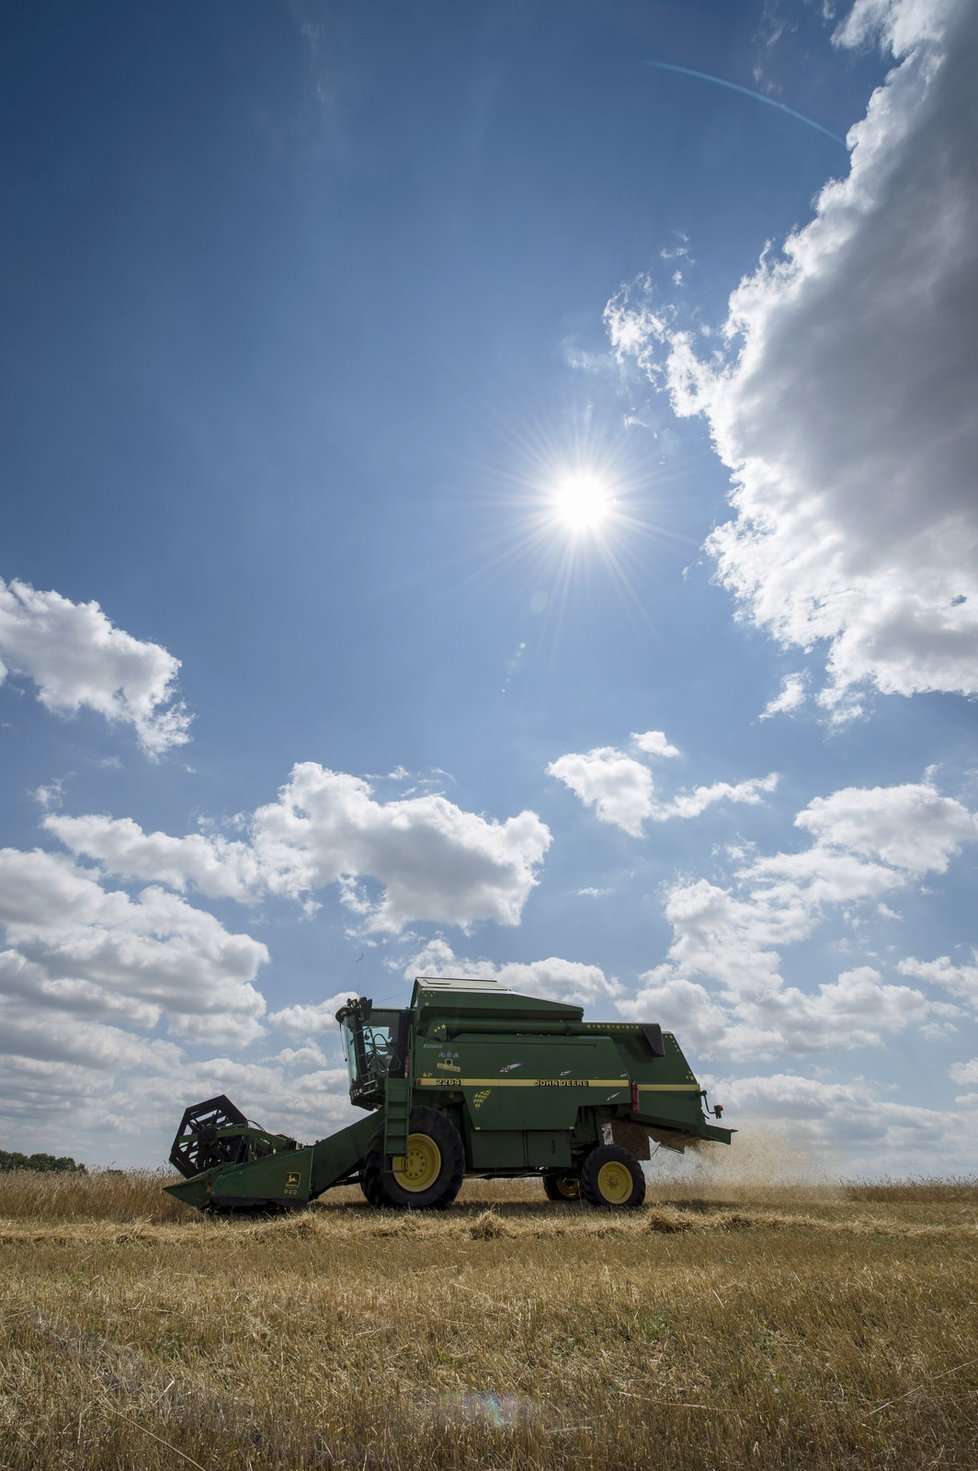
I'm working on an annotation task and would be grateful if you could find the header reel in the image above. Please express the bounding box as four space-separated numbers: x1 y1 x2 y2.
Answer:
168 1094 297 1180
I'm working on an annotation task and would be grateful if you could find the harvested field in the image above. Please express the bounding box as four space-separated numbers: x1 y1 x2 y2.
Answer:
1 1171 977 1470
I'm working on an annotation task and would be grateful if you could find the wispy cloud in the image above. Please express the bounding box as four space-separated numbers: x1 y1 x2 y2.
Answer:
643 60 844 146
760 672 808 720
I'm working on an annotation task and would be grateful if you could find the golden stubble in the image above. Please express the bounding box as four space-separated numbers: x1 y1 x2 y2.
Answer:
1 1170 977 1470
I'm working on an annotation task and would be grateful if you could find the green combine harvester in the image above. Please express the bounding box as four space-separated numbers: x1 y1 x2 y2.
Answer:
166 976 732 1212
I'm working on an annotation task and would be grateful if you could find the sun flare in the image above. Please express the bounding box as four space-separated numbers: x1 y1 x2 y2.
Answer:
551 471 614 534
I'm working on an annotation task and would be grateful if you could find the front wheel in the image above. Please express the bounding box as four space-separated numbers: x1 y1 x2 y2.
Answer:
581 1144 646 1209
543 1172 582 1203
366 1108 465 1211
360 1143 392 1207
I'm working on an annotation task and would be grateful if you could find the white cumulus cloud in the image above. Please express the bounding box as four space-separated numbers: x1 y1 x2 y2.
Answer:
269 991 358 1037
405 936 623 1010
662 773 779 820
630 729 681 759
606 0 978 710
250 764 551 932
0 846 374 1158
547 738 777 835
44 814 260 901
547 746 655 837
627 778 976 1059
714 1072 970 1174
45 762 552 935
0 847 268 1048
794 783 978 872
0 578 192 756
899 951 978 1009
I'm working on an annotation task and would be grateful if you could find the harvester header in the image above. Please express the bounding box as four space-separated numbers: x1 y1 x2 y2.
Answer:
166 976 731 1213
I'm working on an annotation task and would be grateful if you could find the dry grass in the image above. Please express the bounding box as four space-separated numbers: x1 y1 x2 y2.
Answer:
1 1171 977 1470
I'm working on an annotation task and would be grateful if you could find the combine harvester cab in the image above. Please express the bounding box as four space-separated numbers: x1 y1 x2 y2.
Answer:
166 976 732 1213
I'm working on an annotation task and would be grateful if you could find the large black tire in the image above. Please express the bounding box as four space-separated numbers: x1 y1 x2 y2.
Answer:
360 1135 394 1206
361 1146 396 1207
364 1108 465 1211
581 1144 646 1209
543 1172 582 1203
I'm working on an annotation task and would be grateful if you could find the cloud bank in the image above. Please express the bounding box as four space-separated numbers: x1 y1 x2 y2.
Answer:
0 848 268 1048
607 0 978 713
631 780 977 1059
2 760 552 1153
46 762 552 934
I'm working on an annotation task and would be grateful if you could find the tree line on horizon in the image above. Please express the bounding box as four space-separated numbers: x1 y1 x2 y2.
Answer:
0 1150 86 1173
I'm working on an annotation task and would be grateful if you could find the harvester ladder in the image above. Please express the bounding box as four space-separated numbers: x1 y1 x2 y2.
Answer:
383 1077 412 1161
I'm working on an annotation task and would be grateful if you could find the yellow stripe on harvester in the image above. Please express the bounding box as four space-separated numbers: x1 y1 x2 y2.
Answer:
416 1078 700 1090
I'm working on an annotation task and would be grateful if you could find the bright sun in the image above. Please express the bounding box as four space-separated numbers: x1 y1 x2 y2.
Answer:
551 471 613 534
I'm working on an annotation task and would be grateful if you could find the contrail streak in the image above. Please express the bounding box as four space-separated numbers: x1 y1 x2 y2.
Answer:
644 61 846 148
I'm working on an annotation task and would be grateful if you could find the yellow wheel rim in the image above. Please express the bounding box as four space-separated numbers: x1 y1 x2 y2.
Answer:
596 1160 633 1205
392 1133 442 1193
555 1176 581 1199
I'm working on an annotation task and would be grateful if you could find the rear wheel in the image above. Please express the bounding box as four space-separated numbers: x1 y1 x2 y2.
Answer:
365 1108 465 1211
581 1144 645 1209
543 1172 582 1203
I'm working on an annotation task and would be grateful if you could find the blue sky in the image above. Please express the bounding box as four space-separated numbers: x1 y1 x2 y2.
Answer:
2 0 976 1174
